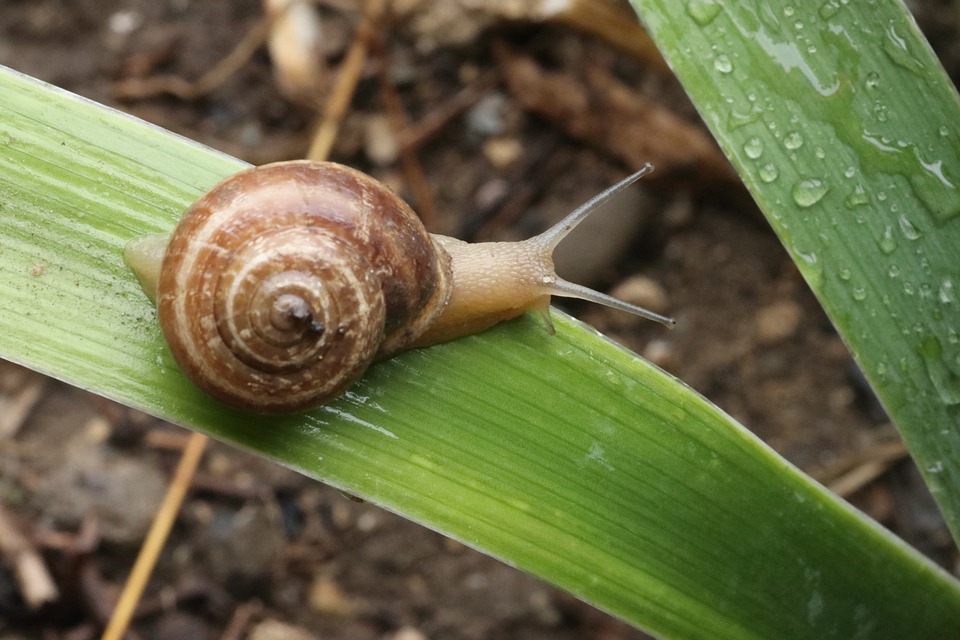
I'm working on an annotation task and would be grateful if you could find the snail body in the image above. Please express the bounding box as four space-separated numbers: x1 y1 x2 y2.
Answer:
125 160 672 413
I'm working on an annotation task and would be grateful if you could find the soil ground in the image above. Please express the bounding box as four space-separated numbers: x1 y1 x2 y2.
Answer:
1 1 958 639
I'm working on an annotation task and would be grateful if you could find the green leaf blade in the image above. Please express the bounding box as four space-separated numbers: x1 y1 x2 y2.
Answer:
630 0 960 542
2 65 959 639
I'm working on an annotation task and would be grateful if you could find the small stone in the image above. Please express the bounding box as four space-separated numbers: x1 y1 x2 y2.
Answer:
248 619 316 640
38 447 166 544
828 385 854 413
442 536 466 553
552 181 649 285
201 502 286 593
467 92 507 136
754 300 803 345
642 339 675 368
473 178 510 211
482 136 523 169
153 612 210 640
206 451 234 476
364 114 399 165
464 571 488 589
609 275 669 314
108 10 143 35
391 627 428 640
82 417 111 444
329 498 355 530
528 590 562 626
355 510 380 532
308 575 353 616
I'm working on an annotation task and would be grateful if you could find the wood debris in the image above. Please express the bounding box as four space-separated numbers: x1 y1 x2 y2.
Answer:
393 0 666 72
497 43 737 184
0 362 46 440
264 0 328 106
0 503 59 610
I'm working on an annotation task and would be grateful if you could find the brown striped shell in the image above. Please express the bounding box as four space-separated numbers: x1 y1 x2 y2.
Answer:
155 161 452 413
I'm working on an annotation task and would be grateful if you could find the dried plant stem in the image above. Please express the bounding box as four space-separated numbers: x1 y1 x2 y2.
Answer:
307 0 385 160
374 48 438 229
112 17 274 100
397 72 499 154
101 431 208 640
0 503 58 609
542 0 667 73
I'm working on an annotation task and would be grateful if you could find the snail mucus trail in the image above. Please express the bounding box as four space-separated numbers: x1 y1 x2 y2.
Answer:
124 160 673 413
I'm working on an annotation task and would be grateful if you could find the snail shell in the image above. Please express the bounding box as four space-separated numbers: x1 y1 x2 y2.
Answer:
143 162 450 412
125 160 672 413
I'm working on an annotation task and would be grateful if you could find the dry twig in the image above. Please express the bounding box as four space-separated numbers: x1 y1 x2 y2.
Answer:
307 0 386 160
220 600 264 640
495 42 736 184
0 363 46 439
373 43 438 229
113 17 275 101
0 502 59 610
542 0 668 73
100 431 208 640
396 71 500 154
810 438 909 498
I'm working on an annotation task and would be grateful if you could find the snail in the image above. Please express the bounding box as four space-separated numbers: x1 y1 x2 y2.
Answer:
124 160 673 413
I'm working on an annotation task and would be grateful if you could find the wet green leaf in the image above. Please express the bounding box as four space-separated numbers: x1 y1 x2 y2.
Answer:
630 0 960 543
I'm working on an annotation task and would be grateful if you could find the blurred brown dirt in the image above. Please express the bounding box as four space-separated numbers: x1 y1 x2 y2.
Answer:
1 1 958 638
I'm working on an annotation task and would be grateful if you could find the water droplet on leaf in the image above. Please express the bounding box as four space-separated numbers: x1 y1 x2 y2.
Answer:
875 361 888 384
744 137 764 159
759 163 779 183
686 0 723 25
898 215 922 240
795 250 823 289
939 279 955 304
784 132 804 150
882 24 924 73
818 0 841 19
917 336 960 405
877 226 898 254
873 103 889 122
792 178 829 208
927 461 944 474
909 154 960 225
728 105 762 129
714 54 733 74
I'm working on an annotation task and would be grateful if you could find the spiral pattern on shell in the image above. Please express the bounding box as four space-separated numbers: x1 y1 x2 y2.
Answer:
156 161 451 413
